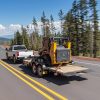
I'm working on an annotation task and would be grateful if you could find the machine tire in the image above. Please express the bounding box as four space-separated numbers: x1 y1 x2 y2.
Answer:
37 65 44 77
32 63 37 75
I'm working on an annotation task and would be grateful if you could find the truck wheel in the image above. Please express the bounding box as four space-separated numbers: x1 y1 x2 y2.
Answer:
37 65 43 77
6 53 9 60
32 64 37 75
13 56 16 64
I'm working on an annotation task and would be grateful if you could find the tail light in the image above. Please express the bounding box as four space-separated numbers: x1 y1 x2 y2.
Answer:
16 52 19 56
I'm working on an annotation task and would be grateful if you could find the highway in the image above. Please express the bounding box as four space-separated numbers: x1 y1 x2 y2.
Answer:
0 46 100 100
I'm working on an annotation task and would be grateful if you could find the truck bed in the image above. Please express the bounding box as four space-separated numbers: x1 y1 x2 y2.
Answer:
49 65 88 75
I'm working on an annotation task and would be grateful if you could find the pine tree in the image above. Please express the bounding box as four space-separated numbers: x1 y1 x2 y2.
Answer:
50 14 56 35
89 0 100 57
10 39 14 46
41 11 46 37
79 0 89 56
21 26 29 49
41 11 51 37
32 17 38 33
14 31 22 45
64 9 79 55
86 23 93 56
63 10 74 40
58 9 64 34
45 19 51 37
72 0 80 55
32 17 38 50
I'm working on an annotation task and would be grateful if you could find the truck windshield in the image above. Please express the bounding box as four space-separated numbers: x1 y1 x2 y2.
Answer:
14 46 27 50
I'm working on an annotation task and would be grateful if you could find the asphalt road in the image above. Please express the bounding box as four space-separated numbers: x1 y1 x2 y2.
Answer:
0 46 100 100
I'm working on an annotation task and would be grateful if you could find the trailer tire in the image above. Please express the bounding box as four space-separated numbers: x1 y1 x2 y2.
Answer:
37 65 43 77
32 63 37 75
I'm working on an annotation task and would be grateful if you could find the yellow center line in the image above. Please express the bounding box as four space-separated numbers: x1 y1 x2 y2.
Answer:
0 61 54 100
0 60 68 100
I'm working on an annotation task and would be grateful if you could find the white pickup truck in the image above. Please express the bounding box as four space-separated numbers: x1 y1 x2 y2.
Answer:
6 45 34 63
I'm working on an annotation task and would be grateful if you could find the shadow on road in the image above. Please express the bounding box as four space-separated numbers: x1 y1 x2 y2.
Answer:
19 64 88 86
2 59 23 64
2 59 87 86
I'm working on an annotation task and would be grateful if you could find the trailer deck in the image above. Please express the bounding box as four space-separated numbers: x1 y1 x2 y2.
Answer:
48 65 88 75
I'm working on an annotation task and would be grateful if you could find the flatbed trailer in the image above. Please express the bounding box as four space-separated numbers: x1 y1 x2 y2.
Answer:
23 58 88 77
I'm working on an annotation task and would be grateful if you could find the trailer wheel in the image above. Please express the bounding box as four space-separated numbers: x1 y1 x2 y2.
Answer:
37 65 43 77
32 63 37 75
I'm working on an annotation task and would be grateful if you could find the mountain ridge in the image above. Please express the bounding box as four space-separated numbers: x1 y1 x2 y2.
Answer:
0 37 10 41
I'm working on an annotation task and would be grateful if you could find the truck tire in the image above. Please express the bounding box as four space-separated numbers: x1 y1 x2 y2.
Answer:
32 63 37 75
13 56 16 64
37 65 43 77
6 53 9 60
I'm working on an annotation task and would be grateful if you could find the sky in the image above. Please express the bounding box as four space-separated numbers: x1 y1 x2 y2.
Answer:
0 0 100 38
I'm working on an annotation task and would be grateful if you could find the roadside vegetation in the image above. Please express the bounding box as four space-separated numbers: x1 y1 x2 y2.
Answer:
11 0 100 58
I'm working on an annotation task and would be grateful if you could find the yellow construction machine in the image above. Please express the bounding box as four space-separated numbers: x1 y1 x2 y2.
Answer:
40 37 72 65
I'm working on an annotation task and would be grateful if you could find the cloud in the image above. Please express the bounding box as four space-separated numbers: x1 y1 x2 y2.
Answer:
29 21 61 34
0 24 6 36
0 24 6 30
23 21 61 34
9 24 21 31
0 24 22 36
1 21 100 38
0 22 61 37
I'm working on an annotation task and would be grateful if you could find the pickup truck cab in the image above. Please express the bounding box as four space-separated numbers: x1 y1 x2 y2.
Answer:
6 45 34 63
